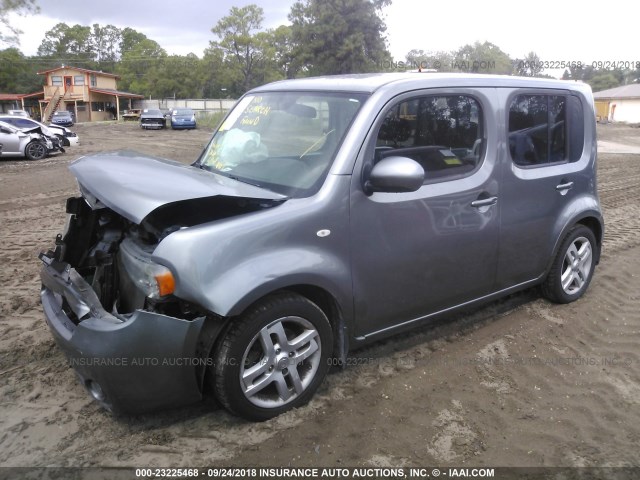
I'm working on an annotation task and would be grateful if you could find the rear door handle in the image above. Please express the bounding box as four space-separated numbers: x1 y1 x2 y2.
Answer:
556 181 574 191
471 196 498 208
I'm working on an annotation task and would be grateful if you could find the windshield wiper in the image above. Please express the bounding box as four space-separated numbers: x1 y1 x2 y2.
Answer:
223 173 265 190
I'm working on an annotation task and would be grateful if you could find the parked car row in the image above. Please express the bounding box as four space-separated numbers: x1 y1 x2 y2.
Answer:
139 108 197 130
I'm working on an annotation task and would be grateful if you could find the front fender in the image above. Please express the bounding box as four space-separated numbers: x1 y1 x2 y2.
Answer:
151 175 353 323
206 248 353 317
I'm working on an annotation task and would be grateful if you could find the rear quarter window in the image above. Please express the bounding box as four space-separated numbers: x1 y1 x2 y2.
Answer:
509 93 584 167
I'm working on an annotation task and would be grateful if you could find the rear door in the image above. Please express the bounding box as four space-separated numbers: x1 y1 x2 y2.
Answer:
350 88 501 338
496 89 587 288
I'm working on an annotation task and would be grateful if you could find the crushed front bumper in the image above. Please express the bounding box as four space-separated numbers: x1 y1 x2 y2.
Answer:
39 256 206 414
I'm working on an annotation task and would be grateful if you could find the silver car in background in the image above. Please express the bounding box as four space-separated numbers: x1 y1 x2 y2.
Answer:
39 73 603 420
0 120 54 160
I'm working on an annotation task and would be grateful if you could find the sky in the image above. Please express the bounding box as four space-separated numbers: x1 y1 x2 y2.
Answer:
6 0 638 75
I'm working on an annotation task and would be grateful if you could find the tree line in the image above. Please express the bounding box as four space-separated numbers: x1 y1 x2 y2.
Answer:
1 0 638 99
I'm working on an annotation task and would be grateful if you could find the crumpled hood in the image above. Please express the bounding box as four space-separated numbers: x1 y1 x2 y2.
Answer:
20 124 55 137
69 150 286 224
19 126 44 136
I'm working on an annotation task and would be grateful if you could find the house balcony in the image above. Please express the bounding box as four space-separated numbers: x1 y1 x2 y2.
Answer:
44 85 89 102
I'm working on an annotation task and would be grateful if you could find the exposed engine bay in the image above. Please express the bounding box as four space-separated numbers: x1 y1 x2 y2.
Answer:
42 190 283 323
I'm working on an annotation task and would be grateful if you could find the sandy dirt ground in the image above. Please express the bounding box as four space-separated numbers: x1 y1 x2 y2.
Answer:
0 122 639 469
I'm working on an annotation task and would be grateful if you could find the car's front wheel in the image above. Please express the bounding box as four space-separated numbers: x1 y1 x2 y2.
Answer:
542 225 597 303
212 292 333 421
25 141 47 160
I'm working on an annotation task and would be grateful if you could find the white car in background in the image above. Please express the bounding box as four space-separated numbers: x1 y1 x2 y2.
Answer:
0 115 80 147
7 109 31 117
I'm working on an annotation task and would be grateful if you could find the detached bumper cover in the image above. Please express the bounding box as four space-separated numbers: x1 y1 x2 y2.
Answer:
40 259 205 414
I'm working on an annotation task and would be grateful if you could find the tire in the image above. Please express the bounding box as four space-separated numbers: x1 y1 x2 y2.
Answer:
56 135 70 147
542 225 597 304
212 292 333 421
25 141 47 160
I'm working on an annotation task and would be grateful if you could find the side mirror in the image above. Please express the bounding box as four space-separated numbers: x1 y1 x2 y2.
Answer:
364 156 424 195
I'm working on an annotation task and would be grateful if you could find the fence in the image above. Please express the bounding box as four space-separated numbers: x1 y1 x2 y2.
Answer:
136 98 237 116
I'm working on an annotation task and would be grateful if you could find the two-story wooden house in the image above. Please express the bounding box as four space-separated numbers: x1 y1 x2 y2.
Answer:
37 66 144 123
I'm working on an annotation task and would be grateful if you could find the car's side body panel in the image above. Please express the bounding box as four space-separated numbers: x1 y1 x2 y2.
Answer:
38 73 603 416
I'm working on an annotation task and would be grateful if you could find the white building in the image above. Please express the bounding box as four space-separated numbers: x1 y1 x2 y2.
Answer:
594 84 640 123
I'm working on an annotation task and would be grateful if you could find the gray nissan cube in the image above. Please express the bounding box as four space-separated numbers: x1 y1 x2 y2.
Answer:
39 73 603 420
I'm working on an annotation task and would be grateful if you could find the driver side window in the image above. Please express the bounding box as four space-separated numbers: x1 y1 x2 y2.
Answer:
375 95 484 182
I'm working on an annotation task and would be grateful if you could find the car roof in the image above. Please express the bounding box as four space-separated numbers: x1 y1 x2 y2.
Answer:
249 72 592 95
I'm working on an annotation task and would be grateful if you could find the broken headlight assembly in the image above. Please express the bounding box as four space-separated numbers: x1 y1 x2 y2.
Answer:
118 237 175 299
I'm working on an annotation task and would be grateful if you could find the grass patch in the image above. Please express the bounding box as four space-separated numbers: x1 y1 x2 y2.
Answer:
197 111 227 130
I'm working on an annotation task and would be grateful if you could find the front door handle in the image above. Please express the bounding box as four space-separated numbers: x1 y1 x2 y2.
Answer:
556 181 574 191
471 196 498 208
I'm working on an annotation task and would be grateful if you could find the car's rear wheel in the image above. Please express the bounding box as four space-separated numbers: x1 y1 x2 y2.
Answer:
542 225 597 303
25 141 47 160
212 292 332 421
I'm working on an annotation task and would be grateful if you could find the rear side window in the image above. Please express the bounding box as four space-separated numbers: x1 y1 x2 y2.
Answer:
2 118 34 129
375 95 484 182
509 94 584 166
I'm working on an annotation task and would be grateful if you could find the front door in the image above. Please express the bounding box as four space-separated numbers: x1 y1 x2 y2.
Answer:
0 126 21 154
64 76 72 93
350 89 501 338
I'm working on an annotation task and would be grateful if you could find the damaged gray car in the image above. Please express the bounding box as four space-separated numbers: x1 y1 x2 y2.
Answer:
40 73 603 420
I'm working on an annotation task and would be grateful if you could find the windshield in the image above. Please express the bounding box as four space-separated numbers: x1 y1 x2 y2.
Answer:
174 109 193 116
198 91 366 197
